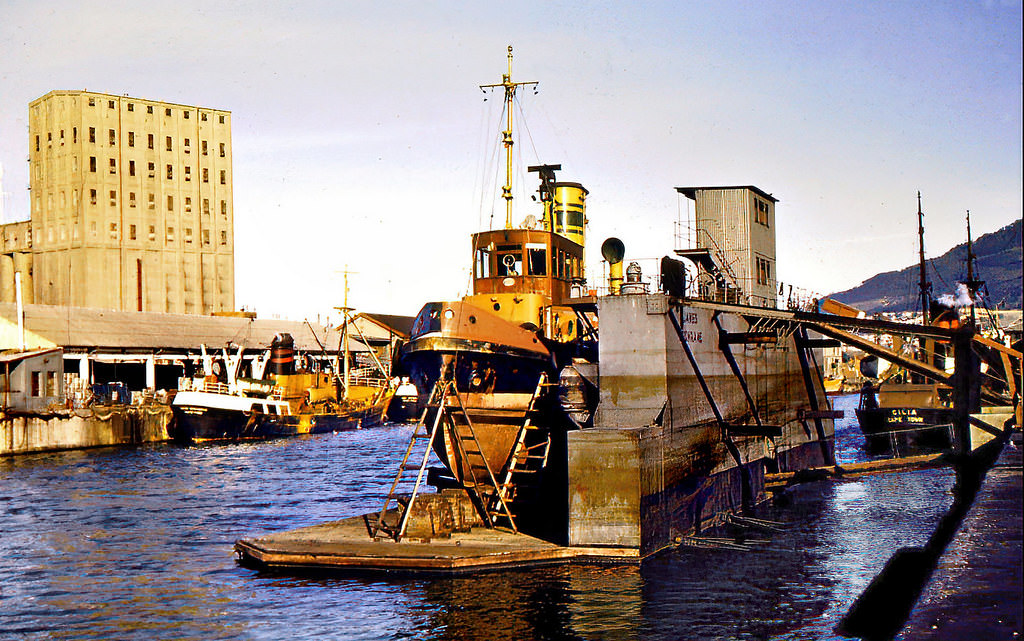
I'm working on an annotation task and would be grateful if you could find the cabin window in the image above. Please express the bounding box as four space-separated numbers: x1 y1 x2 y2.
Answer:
755 199 770 227
475 248 492 278
496 245 522 277
31 372 42 397
756 256 772 285
526 244 546 276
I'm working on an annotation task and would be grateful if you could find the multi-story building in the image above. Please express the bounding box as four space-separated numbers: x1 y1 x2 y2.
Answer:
16 90 234 313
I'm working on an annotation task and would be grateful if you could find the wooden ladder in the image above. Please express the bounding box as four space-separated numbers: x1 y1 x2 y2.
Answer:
487 373 552 529
366 370 452 541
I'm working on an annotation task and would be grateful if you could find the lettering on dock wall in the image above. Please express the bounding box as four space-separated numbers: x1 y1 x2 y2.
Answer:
680 310 703 343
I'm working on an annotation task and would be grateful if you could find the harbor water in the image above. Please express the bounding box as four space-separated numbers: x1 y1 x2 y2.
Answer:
0 395 1019 640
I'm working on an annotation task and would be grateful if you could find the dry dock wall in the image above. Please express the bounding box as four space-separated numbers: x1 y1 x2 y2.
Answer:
568 425 759 557
1 405 171 456
567 295 832 557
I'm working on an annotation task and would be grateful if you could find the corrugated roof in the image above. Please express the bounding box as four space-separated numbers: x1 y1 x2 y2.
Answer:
356 312 416 339
675 185 778 203
0 347 62 364
0 304 360 353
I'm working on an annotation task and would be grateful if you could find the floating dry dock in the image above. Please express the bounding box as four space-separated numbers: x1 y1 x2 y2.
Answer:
235 514 638 573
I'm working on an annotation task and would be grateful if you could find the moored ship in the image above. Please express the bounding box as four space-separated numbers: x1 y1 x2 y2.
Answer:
170 333 388 442
384 48 836 553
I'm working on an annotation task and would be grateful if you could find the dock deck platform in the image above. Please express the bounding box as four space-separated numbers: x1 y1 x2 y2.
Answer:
234 515 640 574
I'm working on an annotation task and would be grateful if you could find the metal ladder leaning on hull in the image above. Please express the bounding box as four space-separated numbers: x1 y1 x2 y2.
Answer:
366 361 520 541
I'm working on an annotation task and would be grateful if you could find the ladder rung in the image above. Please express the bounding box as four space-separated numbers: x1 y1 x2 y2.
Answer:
401 464 423 471
463 449 483 455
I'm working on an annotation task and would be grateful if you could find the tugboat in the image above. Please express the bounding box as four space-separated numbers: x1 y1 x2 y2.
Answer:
382 47 836 551
169 340 296 442
170 332 389 443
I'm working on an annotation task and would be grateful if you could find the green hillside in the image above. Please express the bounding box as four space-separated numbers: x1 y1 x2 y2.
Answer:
830 219 1022 312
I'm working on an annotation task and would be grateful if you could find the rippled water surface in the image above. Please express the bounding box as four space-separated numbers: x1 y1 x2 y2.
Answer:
0 395 1010 640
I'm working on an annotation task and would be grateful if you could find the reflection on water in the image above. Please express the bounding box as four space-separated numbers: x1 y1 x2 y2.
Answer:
0 395 1003 640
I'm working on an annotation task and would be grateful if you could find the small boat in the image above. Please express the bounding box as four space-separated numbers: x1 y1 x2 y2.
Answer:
850 195 961 454
170 372 296 443
855 380 953 453
385 377 422 423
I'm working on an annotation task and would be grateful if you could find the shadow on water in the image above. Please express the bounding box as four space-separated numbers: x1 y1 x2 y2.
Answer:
835 433 1010 641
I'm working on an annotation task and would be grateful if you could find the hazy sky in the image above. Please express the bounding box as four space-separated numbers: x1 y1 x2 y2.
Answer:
2 1 1021 321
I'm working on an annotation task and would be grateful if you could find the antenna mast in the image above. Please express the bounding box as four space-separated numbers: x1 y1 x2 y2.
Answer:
480 46 538 229
917 191 931 323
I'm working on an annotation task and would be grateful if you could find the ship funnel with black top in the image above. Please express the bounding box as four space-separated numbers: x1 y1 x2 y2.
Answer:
601 237 625 294
269 333 296 375
552 183 587 245
528 164 587 246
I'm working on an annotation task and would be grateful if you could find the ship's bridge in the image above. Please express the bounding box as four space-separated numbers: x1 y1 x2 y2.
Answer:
470 228 584 306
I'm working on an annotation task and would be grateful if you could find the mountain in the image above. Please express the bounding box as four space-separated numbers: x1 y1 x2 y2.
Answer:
830 219 1022 312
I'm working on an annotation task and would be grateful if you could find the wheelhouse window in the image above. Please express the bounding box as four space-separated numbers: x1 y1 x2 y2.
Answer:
496 245 522 277
475 248 492 278
554 249 568 280
526 243 547 276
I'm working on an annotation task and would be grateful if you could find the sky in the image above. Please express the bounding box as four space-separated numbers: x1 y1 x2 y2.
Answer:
1 1 1021 322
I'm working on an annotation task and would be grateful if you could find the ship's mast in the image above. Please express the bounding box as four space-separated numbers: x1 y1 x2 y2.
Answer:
964 209 983 324
480 46 537 229
917 191 931 323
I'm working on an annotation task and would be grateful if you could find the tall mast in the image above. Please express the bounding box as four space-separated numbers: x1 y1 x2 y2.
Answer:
917 191 931 323
964 209 983 324
480 46 537 229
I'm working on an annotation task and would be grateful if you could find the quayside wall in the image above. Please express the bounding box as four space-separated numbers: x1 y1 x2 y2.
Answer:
1 405 171 456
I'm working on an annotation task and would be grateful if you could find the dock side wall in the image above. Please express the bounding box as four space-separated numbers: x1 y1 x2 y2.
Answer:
567 427 647 549
1 405 171 456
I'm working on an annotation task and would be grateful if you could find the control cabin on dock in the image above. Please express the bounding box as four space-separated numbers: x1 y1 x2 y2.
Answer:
676 186 778 307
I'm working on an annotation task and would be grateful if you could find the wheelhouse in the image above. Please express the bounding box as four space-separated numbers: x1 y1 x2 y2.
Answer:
471 228 584 306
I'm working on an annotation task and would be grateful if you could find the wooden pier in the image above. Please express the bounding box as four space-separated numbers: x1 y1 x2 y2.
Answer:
234 515 638 574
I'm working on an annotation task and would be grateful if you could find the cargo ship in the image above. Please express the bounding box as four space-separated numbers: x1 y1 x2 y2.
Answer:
383 48 836 553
